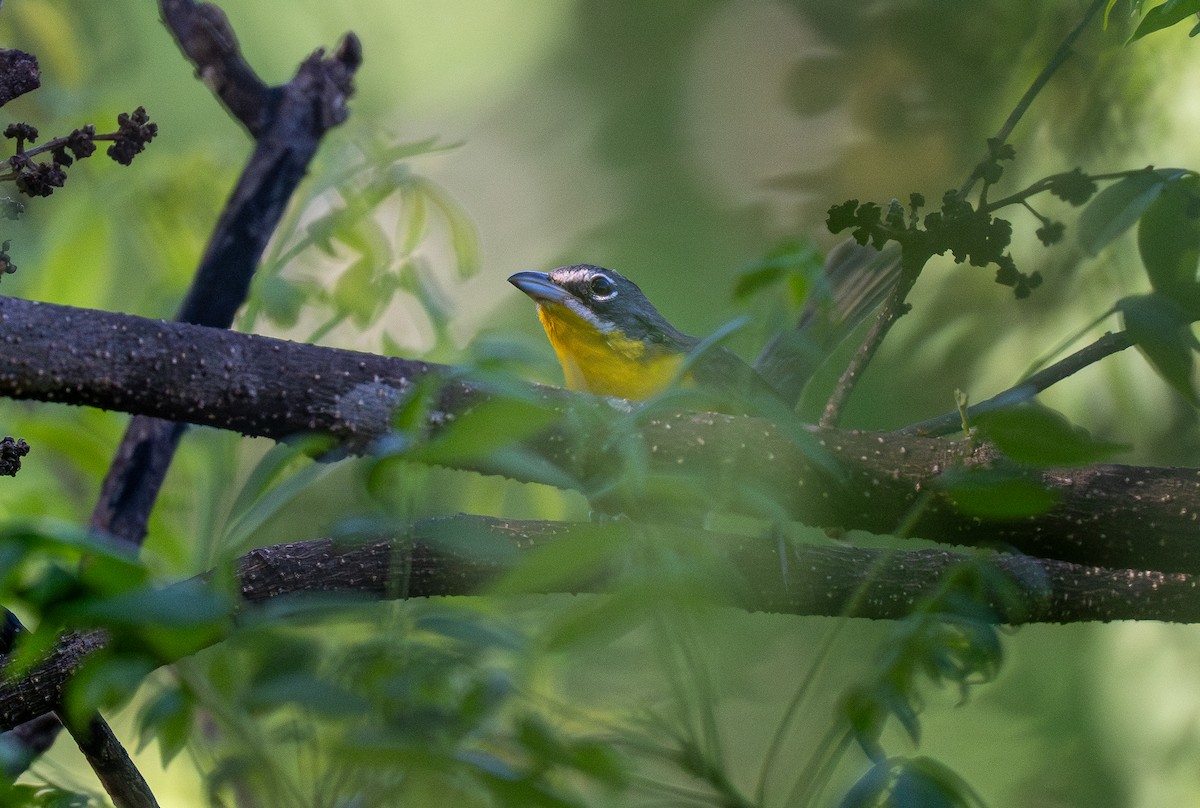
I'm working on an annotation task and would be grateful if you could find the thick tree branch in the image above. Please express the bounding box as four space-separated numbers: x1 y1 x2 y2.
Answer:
158 0 270 134
1 514 1198 733
12 2 362 792
94 5 362 547
0 295 1197 573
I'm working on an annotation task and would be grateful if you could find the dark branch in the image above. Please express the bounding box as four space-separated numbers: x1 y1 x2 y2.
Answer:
65 716 160 808
0 295 1197 572
2 515 1199 733
158 0 271 134
819 262 918 427
93 6 362 546
898 330 1137 437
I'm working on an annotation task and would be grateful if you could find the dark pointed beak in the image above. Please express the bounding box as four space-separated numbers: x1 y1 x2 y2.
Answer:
508 271 573 305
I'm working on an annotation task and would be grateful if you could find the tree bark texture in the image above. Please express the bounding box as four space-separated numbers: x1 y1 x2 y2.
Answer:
0 295 1195 573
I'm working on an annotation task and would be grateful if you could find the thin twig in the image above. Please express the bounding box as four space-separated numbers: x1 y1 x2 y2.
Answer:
897 329 1135 437
820 0 1108 425
3 0 362 789
819 264 917 426
959 0 1108 199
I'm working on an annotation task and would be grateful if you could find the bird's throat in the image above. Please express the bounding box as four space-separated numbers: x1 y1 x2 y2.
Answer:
536 304 684 399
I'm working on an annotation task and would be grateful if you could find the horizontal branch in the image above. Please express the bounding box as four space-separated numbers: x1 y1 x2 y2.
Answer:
0 295 1197 572
1 513 1197 732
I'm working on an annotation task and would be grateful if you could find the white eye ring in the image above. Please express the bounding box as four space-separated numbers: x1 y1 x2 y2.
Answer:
588 274 617 300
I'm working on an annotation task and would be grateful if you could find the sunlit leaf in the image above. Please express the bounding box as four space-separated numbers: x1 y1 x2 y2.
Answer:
414 178 480 278
333 254 390 327
1128 0 1200 41
1078 169 1188 255
397 182 429 257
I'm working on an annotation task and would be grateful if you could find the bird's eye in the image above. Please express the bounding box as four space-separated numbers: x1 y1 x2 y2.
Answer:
589 275 615 298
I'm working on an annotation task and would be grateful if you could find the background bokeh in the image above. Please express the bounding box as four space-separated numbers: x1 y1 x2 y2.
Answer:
0 1 1198 805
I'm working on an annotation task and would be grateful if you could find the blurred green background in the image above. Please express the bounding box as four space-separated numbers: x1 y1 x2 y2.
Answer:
0 1 1199 806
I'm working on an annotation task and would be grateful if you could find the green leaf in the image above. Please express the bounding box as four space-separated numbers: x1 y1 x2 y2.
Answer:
1137 173 1200 315
541 588 660 652
841 760 893 808
396 182 429 257
732 264 786 300
242 672 371 717
64 652 157 723
414 178 480 278
490 522 625 596
258 274 320 329
219 444 334 553
974 404 1127 466
68 578 233 630
1119 293 1200 405
891 757 977 808
1078 169 1188 255
939 468 1060 519
1128 0 1200 41
411 394 559 467
732 240 821 301
137 685 194 768
1103 0 1122 28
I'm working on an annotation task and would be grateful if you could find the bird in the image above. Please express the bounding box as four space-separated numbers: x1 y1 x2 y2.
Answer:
507 264 781 409
508 244 900 410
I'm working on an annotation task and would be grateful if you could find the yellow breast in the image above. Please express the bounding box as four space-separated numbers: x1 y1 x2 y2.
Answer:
537 304 685 399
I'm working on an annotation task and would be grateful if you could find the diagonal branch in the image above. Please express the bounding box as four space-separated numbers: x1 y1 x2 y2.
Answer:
898 329 1137 437
9 0 361 795
158 0 271 134
821 0 1108 424
93 6 361 547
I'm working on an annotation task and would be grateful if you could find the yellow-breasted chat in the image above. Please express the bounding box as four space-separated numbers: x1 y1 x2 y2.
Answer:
508 264 783 407
509 247 899 409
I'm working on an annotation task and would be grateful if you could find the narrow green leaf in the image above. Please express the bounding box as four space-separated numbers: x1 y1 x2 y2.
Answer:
243 672 371 717
1137 173 1200 315
490 522 624 597
974 404 1127 466
137 685 194 767
1078 170 1182 255
1119 293 1200 406
1128 0 1200 41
